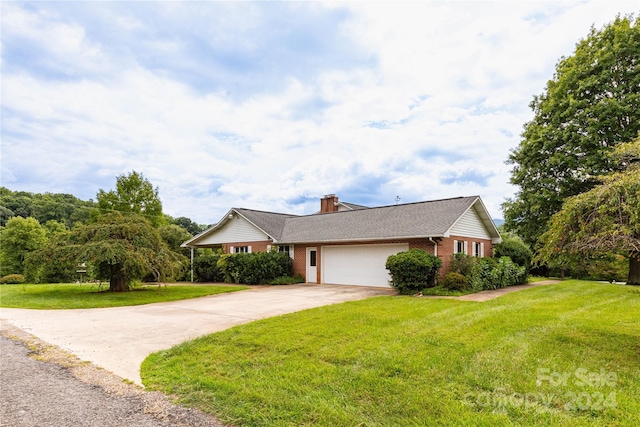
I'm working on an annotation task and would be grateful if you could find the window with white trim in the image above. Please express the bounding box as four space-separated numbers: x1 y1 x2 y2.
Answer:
234 246 250 253
277 245 294 259
473 242 484 257
454 240 466 254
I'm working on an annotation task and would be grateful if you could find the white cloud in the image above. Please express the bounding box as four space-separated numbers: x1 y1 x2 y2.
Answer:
1 1 637 223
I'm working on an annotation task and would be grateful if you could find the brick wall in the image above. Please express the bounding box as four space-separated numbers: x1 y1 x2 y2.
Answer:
220 237 494 282
439 236 494 275
292 245 308 280
221 241 271 254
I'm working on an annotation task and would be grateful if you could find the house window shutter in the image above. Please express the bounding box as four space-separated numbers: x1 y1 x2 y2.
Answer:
454 240 459 253
267 245 271 252
290 244 294 259
230 246 234 254
248 246 252 253
463 241 468 255
480 242 485 258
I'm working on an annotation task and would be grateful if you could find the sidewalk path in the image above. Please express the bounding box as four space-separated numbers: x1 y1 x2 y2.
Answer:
454 280 561 302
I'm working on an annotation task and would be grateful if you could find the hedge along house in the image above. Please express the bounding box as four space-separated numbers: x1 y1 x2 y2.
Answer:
181 194 501 287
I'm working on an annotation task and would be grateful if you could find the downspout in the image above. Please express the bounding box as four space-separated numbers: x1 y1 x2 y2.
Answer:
190 247 194 283
429 237 438 257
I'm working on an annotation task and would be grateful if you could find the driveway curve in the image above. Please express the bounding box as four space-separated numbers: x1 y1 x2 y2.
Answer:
1 284 394 386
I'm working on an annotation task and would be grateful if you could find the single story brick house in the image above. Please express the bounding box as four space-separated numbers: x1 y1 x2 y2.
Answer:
182 194 501 287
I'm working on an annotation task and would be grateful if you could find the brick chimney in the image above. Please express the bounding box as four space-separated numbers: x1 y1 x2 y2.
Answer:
320 194 339 213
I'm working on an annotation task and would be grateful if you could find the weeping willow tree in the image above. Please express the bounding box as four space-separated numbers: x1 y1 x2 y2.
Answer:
77 213 186 291
537 138 640 285
29 212 186 291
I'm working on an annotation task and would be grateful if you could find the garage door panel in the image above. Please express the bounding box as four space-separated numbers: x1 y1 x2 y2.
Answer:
323 244 408 287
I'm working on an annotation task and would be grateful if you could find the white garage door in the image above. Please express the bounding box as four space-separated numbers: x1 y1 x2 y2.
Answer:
322 243 409 287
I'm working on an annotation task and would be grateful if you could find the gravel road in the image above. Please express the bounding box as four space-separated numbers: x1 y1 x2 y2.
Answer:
0 322 226 427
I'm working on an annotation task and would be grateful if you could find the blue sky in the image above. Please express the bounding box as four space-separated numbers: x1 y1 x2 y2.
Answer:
2 1 638 224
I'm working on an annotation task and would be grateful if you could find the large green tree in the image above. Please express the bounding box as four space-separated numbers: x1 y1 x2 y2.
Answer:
79 213 184 291
536 138 640 285
159 224 193 256
36 213 185 291
503 16 640 247
0 216 47 276
95 171 164 227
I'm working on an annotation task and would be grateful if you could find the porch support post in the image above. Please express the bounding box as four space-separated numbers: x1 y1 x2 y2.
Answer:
190 247 194 282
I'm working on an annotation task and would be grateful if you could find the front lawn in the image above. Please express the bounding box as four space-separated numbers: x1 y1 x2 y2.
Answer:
0 283 249 309
142 280 640 426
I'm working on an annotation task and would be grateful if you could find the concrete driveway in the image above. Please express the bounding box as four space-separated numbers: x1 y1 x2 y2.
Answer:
1 284 394 386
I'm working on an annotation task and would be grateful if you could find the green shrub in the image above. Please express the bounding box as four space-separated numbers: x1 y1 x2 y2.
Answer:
217 251 293 285
193 253 224 282
467 258 499 291
386 249 442 294
448 253 476 276
217 254 239 283
467 257 527 291
0 274 26 284
493 237 533 272
498 256 528 287
441 272 468 291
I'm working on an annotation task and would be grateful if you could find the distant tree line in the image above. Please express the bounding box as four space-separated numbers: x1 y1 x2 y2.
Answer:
0 185 208 233
0 172 212 290
0 187 94 228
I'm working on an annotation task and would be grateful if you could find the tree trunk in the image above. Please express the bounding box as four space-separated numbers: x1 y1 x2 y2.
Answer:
628 252 640 286
109 265 129 292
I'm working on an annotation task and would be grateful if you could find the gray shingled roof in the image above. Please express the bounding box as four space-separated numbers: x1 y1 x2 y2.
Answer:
234 208 298 240
183 195 494 248
339 201 370 211
278 196 479 243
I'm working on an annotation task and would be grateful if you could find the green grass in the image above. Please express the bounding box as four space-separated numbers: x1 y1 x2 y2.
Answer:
142 280 640 426
420 285 468 296
528 276 561 283
0 283 249 309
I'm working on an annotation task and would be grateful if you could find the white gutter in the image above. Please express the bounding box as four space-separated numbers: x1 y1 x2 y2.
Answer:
429 237 438 256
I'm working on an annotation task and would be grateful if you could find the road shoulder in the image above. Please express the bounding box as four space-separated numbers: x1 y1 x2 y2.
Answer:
0 320 225 427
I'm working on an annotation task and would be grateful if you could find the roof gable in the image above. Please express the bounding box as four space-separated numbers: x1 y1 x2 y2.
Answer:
446 198 501 243
234 208 297 240
182 208 297 247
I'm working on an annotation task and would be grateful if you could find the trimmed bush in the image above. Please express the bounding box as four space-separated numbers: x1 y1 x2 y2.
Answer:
441 272 468 291
0 274 26 284
386 249 442 294
217 251 293 285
